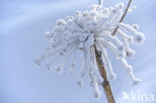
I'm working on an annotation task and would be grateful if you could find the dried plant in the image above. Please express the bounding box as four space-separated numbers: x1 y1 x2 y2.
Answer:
35 0 145 102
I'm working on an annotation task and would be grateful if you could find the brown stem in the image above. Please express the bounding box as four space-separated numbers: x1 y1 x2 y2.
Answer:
111 0 133 36
94 0 132 102
94 45 115 103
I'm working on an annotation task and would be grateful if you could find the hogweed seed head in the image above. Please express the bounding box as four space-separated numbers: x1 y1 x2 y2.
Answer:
35 2 145 98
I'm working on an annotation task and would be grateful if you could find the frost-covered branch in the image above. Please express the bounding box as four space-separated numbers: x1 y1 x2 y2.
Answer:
111 0 132 36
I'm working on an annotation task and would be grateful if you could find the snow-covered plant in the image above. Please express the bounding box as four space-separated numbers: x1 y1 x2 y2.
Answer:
35 2 145 98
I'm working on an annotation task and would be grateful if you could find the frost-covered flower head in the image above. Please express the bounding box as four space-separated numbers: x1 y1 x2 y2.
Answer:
35 2 145 98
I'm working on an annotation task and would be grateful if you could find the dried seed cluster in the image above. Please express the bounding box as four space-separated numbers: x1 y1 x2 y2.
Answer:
35 2 145 98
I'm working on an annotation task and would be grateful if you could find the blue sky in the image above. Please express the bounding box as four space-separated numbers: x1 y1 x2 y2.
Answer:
0 0 156 103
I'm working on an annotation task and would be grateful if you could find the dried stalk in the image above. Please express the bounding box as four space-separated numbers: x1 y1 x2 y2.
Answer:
94 45 115 103
94 0 133 103
111 0 133 36
96 1 116 103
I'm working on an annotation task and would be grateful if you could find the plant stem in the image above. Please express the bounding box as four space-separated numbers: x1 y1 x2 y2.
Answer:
111 0 133 36
96 1 115 103
95 0 132 102
94 45 115 103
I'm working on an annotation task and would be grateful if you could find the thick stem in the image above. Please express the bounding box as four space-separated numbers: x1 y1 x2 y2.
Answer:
94 45 115 103
111 0 133 36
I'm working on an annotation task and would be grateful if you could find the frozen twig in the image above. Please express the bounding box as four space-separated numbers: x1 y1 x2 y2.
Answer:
111 0 133 36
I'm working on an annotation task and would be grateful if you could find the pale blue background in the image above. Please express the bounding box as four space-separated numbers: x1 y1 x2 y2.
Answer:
0 0 156 103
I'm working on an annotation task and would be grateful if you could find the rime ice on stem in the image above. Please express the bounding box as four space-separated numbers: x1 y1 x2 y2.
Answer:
35 1 145 99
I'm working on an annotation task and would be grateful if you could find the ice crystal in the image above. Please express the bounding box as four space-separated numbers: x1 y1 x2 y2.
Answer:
35 2 145 98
